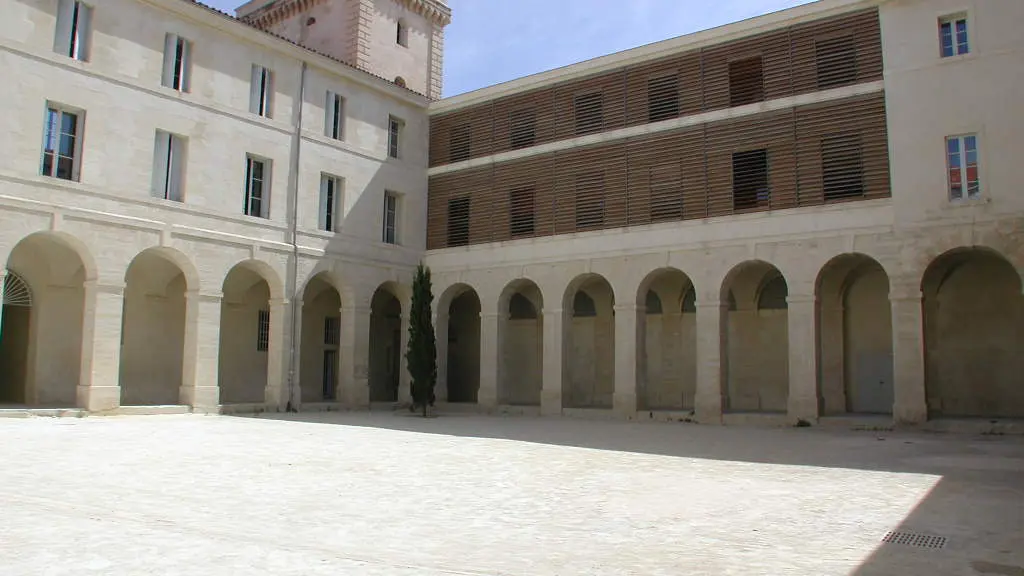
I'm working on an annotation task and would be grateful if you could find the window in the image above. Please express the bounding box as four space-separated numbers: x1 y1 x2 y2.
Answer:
325 91 344 140
574 92 603 135
383 191 399 244
324 316 340 346
940 16 969 57
509 186 535 238
319 174 342 232
447 196 470 247
946 134 980 200
396 19 408 47
649 163 683 222
388 116 402 158
572 291 597 318
449 124 471 162
732 149 769 210
510 108 536 149
815 35 858 89
729 56 764 107
250 64 273 118
53 0 92 61
256 309 270 352
821 134 864 200
244 155 269 218
647 74 679 123
575 171 605 230
40 104 83 181
152 130 186 202
162 34 192 92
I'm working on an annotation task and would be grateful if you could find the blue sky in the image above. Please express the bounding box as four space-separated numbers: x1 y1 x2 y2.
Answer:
207 0 816 97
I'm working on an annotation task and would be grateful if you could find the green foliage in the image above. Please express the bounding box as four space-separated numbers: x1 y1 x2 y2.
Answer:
405 263 437 416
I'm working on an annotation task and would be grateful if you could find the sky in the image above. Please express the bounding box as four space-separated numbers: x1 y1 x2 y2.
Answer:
206 0 817 98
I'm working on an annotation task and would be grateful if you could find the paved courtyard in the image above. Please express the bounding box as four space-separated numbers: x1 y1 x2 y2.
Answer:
1 412 1022 575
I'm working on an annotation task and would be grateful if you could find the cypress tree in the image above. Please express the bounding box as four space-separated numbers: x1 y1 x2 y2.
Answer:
405 263 437 416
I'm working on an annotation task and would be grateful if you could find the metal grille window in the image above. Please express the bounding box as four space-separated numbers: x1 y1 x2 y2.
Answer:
940 16 969 57
319 174 342 232
732 149 770 210
510 108 536 149
324 316 340 346
40 105 81 181
449 124 471 162
728 56 765 107
946 134 980 200
574 92 603 135
256 309 270 351
53 0 92 61
250 64 273 118
447 196 470 247
388 116 402 158
649 163 683 222
162 34 192 92
383 191 399 244
815 35 858 89
152 130 186 202
647 74 679 123
244 155 268 218
509 186 535 238
325 91 344 140
822 134 864 200
575 171 605 230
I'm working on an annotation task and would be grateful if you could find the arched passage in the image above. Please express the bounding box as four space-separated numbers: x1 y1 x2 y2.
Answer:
564 274 615 409
637 268 697 411
369 284 403 403
1 233 89 406
922 248 1024 418
816 254 893 415
722 260 788 413
120 248 194 406
498 279 543 406
300 273 342 402
218 262 275 405
445 286 481 403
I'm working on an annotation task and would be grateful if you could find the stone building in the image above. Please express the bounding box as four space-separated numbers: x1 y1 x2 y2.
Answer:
0 0 1021 427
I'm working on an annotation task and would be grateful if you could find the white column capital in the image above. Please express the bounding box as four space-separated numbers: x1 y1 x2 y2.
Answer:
185 290 222 303
613 304 639 313
541 308 564 316
268 297 290 307
89 282 125 296
786 293 818 305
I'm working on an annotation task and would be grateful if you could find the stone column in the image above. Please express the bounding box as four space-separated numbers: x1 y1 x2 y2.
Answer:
541 308 565 416
818 301 845 414
890 286 927 425
341 305 371 407
265 297 294 410
77 281 124 411
613 304 640 418
477 311 500 409
181 290 221 411
398 307 411 404
433 310 449 402
786 293 820 424
694 300 727 424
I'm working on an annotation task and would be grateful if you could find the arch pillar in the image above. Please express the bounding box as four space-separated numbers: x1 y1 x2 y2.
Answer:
477 311 501 409
890 282 926 425
78 280 124 411
398 298 411 404
433 309 448 403
787 292 819 424
613 303 640 418
265 297 292 410
540 307 564 415
181 290 222 411
694 299 727 424
341 305 371 407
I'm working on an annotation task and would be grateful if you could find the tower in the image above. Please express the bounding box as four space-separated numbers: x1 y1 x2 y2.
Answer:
236 0 451 99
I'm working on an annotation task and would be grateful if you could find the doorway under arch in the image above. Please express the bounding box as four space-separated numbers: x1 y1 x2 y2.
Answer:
499 279 543 406
563 274 615 409
219 262 274 405
636 268 697 411
300 273 342 403
369 285 403 403
445 287 481 403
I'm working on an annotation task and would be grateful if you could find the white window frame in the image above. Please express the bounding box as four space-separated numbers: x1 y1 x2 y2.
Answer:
325 91 344 140
40 103 85 182
162 33 192 92
244 155 271 218
382 191 399 245
396 19 408 47
53 0 93 62
939 14 970 58
945 133 980 201
388 116 403 159
319 173 343 232
250 64 273 118
152 130 186 202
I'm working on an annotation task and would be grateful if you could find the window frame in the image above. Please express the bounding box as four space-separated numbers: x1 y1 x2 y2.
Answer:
573 91 604 135
820 133 865 201
396 19 409 47
325 90 345 140
250 64 274 118
152 129 187 202
162 33 192 92
945 133 981 201
814 33 858 89
939 14 970 58
382 190 400 245
243 154 271 219
508 185 536 238
449 123 472 163
728 54 765 107
647 72 680 124
40 102 85 182
447 196 471 247
256 309 270 352
731 148 770 210
509 107 537 149
387 116 403 159
319 173 343 232
53 0 93 62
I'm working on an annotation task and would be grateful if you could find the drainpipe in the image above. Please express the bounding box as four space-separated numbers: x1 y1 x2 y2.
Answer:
285 61 307 412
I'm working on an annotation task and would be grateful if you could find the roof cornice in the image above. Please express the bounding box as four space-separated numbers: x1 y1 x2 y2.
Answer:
241 0 451 28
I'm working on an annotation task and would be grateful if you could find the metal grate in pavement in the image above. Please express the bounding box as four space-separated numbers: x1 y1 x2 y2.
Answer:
882 531 948 549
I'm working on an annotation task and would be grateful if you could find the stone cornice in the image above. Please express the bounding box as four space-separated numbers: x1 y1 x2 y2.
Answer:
397 0 452 26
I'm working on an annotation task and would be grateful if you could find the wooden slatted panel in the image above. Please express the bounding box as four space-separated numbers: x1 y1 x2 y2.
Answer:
624 127 705 225
552 70 627 141
491 155 557 241
491 88 557 155
701 28 791 112
624 52 702 127
551 143 628 235
429 104 494 167
426 166 491 249
790 9 883 95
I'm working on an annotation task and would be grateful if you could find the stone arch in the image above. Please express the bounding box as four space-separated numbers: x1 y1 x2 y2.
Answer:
300 271 343 403
218 261 278 405
498 278 544 406
816 253 893 415
369 282 404 403
720 260 789 413
440 284 481 404
635 267 698 411
562 274 615 409
921 247 1024 418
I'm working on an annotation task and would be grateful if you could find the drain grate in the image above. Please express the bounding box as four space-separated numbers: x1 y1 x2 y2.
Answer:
882 531 948 549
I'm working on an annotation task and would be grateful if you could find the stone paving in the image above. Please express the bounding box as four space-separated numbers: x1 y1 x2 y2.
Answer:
1 412 1023 575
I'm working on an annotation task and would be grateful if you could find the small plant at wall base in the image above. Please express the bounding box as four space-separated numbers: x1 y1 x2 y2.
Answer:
406 263 437 417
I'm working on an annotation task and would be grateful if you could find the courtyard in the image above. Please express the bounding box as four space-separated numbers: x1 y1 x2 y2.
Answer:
1 413 1022 575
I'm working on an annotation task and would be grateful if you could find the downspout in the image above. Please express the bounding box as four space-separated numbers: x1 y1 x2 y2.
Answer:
285 61 308 412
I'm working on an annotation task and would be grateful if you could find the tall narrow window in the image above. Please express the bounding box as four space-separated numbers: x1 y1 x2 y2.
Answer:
946 134 980 200
509 186 535 238
250 65 273 118
256 309 270 352
510 108 536 149
40 104 82 181
575 171 605 230
649 163 683 222
319 174 342 232
447 197 470 247
383 191 399 244
396 19 408 47
574 93 603 135
388 116 402 158
162 34 192 92
815 35 858 89
244 155 269 218
449 124 471 162
53 0 92 61
152 130 186 202
940 16 969 57
325 91 344 140
732 149 769 210
821 134 864 200
729 56 764 107
324 316 340 346
647 74 679 123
